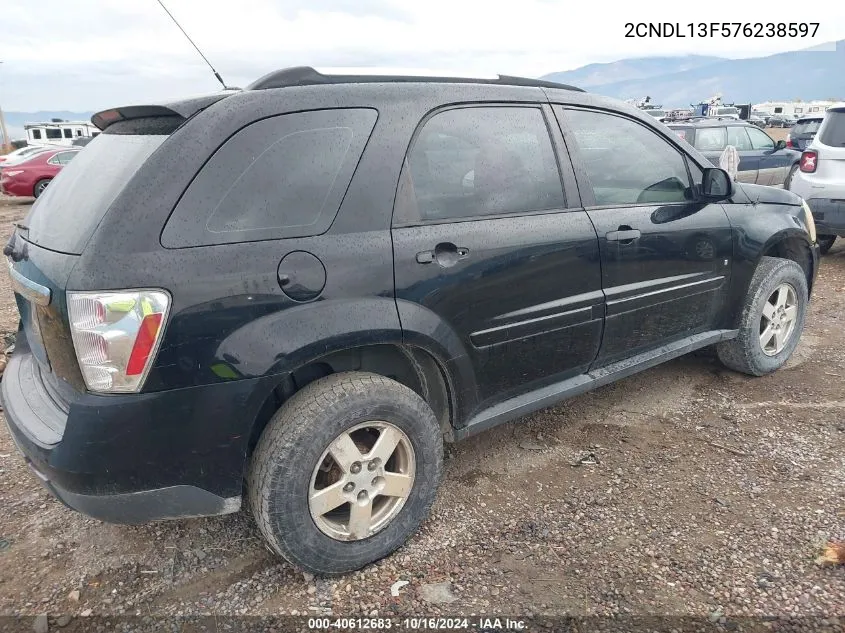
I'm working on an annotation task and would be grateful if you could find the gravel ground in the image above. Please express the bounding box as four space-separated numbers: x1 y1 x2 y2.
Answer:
0 193 843 628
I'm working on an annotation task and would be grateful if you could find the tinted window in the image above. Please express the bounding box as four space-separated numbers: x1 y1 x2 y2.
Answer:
819 109 845 147
747 127 775 150
694 127 727 151
727 126 753 150
793 120 822 136
566 109 692 206
671 127 692 142
25 135 167 255
46 129 62 140
63 129 73 138
56 151 78 164
163 109 377 247
401 107 564 222
31 129 42 140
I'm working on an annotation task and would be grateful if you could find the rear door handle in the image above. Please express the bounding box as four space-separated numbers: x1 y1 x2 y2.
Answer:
606 229 641 243
416 243 469 266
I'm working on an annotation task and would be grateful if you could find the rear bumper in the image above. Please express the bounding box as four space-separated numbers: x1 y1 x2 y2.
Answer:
806 198 845 236
1 341 273 523
0 178 32 197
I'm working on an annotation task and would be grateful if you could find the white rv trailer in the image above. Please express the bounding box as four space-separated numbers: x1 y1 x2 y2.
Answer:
752 100 839 118
24 121 99 147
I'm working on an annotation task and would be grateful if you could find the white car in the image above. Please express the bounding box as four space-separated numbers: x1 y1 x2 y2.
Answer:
0 145 53 168
789 103 845 254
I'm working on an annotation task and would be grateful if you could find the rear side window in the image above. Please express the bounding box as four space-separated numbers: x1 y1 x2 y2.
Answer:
25 135 169 255
162 109 377 247
395 106 564 224
726 126 752 151
671 127 692 142
819 109 845 147
693 127 727 151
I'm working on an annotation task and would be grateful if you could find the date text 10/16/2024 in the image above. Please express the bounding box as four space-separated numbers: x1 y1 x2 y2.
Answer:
307 617 527 630
625 22 820 38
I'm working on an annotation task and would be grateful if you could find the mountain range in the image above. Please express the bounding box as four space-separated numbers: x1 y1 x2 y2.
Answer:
542 40 845 107
3 40 844 141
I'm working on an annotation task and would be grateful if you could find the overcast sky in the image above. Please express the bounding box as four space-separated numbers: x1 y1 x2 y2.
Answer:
2 0 845 112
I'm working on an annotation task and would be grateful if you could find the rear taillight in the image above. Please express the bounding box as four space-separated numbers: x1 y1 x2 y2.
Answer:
67 290 170 393
785 135 793 148
800 151 818 173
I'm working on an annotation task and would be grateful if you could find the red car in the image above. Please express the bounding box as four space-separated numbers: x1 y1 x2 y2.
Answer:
0 148 80 198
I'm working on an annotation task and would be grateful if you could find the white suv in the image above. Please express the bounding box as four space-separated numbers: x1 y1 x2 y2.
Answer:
789 103 845 254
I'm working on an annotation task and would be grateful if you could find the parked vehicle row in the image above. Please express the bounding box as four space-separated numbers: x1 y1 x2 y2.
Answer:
0 147 80 198
667 119 801 188
2 67 819 576
788 103 845 254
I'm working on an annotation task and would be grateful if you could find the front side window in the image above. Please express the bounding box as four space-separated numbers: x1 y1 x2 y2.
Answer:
31 129 42 140
401 107 564 223
747 127 775 150
565 109 692 206
162 108 377 247
63 129 73 139
693 127 727 151
727 126 753 151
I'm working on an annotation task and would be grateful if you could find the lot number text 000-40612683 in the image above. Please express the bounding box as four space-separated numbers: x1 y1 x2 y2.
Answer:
625 22 820 38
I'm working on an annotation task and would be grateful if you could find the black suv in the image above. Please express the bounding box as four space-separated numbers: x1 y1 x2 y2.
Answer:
668 118 801 188
2 67 820 575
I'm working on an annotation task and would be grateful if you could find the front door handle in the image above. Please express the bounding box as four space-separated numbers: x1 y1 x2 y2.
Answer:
606 228 641 244
416 243 469 266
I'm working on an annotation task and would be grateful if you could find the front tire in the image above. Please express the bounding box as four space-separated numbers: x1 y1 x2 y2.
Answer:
716 256 808 376
248 372 443 575
818 235 837 255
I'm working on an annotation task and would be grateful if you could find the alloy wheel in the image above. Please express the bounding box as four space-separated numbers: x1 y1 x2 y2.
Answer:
759 283 798 356
309 421 416 541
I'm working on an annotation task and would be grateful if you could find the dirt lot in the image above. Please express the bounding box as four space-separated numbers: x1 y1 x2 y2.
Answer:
0 193 843 626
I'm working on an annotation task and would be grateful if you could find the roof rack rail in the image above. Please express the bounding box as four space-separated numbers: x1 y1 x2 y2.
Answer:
246 66 584 93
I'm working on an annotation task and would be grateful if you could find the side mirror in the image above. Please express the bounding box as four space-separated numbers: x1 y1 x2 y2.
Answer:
700 167 734 200
774 139 787 150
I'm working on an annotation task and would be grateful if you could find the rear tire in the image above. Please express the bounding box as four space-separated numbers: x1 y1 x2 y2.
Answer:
818 235 837 255
248 372 443 575
33 179 50 199
716 256 808 376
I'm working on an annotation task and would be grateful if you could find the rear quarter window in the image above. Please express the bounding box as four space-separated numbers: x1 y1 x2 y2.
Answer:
161 109 377 248
818 110 845 147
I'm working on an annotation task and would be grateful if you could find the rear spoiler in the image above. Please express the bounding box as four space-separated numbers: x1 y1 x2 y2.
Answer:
91 91 237 131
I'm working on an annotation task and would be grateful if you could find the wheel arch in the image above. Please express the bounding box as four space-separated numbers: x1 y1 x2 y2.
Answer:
244 342 461 468
760 230 815 293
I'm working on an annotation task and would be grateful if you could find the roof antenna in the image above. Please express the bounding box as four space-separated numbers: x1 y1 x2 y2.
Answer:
155 0 237 90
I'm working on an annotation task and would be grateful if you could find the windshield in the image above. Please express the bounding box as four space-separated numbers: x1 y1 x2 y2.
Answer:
792 120 823 136
24 134 167 254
